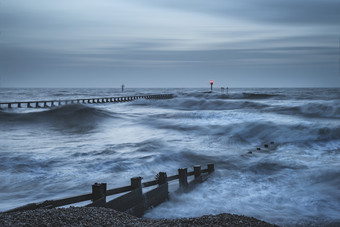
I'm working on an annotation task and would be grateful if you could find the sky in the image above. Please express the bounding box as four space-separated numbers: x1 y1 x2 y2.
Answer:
0 0 340 88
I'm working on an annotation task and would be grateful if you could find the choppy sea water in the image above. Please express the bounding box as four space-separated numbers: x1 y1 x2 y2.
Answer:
0 88 339 226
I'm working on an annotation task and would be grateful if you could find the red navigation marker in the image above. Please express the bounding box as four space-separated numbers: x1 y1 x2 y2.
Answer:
210 80 214 85
210 80 214 91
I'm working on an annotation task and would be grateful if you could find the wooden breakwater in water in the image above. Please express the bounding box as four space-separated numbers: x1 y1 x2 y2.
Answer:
5 164 214 217
0 94 173 109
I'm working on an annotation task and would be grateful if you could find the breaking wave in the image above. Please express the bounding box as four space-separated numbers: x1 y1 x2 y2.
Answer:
0 104 116 132
132 97 269 110
1 87 340 226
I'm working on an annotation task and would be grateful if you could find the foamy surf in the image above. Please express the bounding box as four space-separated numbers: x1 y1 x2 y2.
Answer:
0 87 339 226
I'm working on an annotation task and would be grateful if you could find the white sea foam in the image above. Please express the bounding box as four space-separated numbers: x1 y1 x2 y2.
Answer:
0 88 339 225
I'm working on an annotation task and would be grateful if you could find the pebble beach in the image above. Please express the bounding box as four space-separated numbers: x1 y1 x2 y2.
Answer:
0 207 278 227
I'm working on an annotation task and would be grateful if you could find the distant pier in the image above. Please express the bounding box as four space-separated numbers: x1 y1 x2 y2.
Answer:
0 94 173 109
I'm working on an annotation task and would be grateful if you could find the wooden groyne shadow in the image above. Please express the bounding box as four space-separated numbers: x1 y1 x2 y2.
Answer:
4 164 214 217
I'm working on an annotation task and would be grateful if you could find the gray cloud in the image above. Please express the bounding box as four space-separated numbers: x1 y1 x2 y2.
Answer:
140 0 340 26
0 0 339 88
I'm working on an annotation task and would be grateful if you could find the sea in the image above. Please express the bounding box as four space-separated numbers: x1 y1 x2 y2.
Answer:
0 87 339 226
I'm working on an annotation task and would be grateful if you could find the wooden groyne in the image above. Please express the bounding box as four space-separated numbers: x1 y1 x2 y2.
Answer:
5 164 214 217
0 94 173 109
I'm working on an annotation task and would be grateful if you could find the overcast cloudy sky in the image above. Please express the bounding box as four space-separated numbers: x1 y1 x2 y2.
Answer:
1 0 339 88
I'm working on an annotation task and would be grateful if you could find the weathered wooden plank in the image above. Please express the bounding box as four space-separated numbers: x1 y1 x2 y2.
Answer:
142 180 158 188
6 192 93 212
86 197 106 207
125 201 145 217
176 175 207 194
106 185 133 196
144 183 168 209
201 174 210 182
142 172 179 188
201 169 209 173
47 193 93 208
188 175 202 186
187 171 195 177
167 174 179 181
105 188 143 212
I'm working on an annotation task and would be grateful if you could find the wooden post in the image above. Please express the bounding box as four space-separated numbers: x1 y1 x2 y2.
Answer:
105 177 143 216
27 102 33 108
92 183 107 202
207 164 215 174
157 172 168 185
131 177 142 189
44 102 48 108
8 103 12 108
18 103 21 108
35 102 40 108
194 165 201 178
58 100 61 106
178 168 188 188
